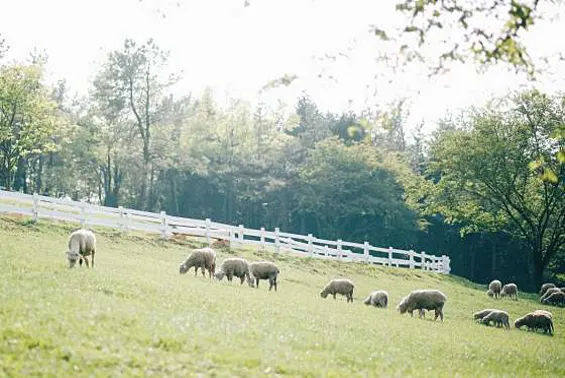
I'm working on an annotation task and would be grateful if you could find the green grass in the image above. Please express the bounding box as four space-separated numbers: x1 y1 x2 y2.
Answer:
0 215 564 377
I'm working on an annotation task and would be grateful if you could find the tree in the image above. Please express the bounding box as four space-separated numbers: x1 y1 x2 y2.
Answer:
380 0 559 75
0 64 56 190
95 38 176 209
422 91 565 286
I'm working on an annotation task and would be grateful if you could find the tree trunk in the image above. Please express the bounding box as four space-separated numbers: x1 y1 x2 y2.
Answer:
532 247 545 289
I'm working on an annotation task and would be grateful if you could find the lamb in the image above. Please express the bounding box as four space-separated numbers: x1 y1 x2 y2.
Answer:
320 279 354 303
540 287 562 303
179 247 217 278
396 289 447 321
480 310 510 329
514 311 554 335
248 261 280 291
214 257 252 286
473 309 496 321
539 283 556 297
66 229 96 268
488 280 502 299
500 283 518 300
363 290 388 308
542 291 565 307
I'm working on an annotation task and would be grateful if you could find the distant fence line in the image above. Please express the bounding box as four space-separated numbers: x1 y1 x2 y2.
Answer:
0 190 451 274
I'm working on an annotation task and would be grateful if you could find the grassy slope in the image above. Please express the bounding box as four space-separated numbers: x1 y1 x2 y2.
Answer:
0 216 563 377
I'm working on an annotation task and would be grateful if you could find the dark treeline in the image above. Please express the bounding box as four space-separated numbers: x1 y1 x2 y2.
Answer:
1 39 564 290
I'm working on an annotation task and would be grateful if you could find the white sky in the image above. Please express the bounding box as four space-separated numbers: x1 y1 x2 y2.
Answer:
1 0 565 133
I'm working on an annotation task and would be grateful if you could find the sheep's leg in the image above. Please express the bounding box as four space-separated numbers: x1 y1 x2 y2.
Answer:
332 293 336 300
84 256 90 268
255 278 259 289
240 276 245 285
79 257 83 267
91 251 95 269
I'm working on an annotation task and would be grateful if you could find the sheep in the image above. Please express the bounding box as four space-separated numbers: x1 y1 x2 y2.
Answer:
514 311 554 335
66 229 96 268
363 290 389 308
248 261 280 291
488 280 502 299
486 290 494 298
500 283 518 300
539 283 556 297
473 309 496 321
542 291 565 307
540 287 562 303
396 289 447 321
320 279 354 303
179 247 217 278
214 257 252 286
480 310 510 329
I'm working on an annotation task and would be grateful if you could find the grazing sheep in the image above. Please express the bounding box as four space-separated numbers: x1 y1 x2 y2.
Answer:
500 283 518 300
179 247 217 278
540 287 562 303
514 311 554 335
363 290 389 308
396 289 447 321
248 261 280 291
480 310 510 329
214 257 252 286
542 291 565 307
66 229 96 269
540 283 556 297
320 279 354 303
488 280 502 299
473 309 496 321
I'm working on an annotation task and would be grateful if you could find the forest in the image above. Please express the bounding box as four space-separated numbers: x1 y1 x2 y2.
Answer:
1 8 565 291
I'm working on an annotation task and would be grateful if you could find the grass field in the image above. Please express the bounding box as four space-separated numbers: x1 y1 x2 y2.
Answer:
0 215 564 377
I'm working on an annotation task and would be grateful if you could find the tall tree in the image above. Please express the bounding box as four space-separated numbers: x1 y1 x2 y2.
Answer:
95 38 176 209
422 91 565 286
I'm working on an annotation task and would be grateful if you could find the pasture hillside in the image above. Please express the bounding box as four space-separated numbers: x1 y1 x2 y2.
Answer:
0 215 563 377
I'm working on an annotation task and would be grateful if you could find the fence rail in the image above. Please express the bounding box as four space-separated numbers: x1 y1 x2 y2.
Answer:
0 190 451 274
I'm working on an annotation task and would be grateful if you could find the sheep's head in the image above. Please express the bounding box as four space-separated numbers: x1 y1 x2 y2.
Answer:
396 296 409 314
214 271 225 281
320 288 329 298
486 290 494 297
363 296 372 305
179 263 189 275
514 316 526 329
66 251 80 268
247 276 255 287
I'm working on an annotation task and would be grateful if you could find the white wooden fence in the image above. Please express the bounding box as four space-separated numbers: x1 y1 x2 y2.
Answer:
0 190 451 274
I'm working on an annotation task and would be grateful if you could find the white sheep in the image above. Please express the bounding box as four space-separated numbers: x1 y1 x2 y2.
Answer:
473 308 496 321
539 283 556 297
363 290 388 308
542 291 565 307
66 229 96 268
514 311 554 335
214 257 252 286
488 280 502 299
500 283 518 300
540 287 562 303
248 261 280 291
179 247 217 278
396 289 447 321
320 279 354 303
480 310 510 329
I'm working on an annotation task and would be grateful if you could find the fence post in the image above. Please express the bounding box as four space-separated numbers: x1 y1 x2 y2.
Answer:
32 193 39 222
409 249 415 269
125 210 131 233
363 241 370 263
274 227 280 253
160 211 168 239
308 234 313 257
260 227 265 251
324 245 329 258
444 256 451 274
118 206 125 233
388 247 393 267
337 239 343 259
421 251 427 270
238 224 244 246
205 218 211 244
80 204 86 228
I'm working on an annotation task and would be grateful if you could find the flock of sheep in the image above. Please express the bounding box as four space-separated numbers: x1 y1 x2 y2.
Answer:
472 279 565 336
64 229 559 335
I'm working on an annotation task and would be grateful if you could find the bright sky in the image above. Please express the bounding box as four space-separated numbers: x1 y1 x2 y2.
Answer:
1 0 565 133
